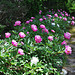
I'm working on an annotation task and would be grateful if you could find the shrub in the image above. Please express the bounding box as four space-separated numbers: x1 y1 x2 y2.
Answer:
66 0 75 15
0 9 74 75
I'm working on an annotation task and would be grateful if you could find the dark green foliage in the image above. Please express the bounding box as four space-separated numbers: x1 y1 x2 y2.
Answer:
43 0 67 10
66 0 75 15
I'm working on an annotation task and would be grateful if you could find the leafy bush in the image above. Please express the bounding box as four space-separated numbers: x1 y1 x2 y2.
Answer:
0 9 74 75
43 0 67 10
66 0 75 14
0 0 46 26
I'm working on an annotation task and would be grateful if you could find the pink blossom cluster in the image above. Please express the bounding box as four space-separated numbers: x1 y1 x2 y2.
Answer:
72 16 74 20
19 32 26 38
35 35 42 43
5 32 11 38
25 17 35 24
51 29 55 33
12 40 18 47
27 32 29 34
54 13 58 17
58 9 60 12
47 14 51 18
40 24 45 29
61 41 67 45
52 19 55 21
59 16 62 19
31 17 35 19
39 10 42 14
39 18 43 22
65 13 68 17
62 14 64 17
42 28 49 34
40 24 49 34
14 21 21 26
26 21 30 24
64 32 71 39
31 24 38 32
18 48 24 55
65 45 72 55
63 18 67 21
42 16 46 20
48 36 53 41
71 21 75 25
21 41 24 45
49 9 51 12
23 27 25 29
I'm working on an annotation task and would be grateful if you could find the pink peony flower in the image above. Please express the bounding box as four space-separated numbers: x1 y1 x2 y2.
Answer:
40 24 45 29
64 32 71 39
12 40 18 47
31 17 35 19
18 48 24 55
48 36 53 41
58 9 60 12
43 16 45 18
31 24 38 32
32 27 38 32
71 21 75 25
63 18 67 21
65 45 72 55
61 41 67 45
47 14 51 18
52 9 53 11
39 18 43 22
42 28 49 34
65 13 68 16
52 19 55 21
19 32 26 38
54 13 58 17
61 12 63 14
26 21 30 24
35 35 42 43
55 37 57 39
14 21 21 26
29 19 33 22
51 29 55 33
39 10 42 14
59 16 62 19
23 27 26 29
49 10 51 12
5 32 11 38
72 16 74 20
62 14 64 17
27 32 29 34
21 41 24 45
43 17 46 20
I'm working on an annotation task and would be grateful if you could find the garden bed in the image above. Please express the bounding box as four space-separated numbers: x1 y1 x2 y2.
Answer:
0 9 75 75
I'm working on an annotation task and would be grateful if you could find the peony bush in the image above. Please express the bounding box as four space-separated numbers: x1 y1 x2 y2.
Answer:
0 9 74 75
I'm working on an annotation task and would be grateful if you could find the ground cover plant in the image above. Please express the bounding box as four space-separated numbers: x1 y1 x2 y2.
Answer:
0 9 75 75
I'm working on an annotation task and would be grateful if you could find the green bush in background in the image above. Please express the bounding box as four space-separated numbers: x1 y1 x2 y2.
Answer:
66 0 75 15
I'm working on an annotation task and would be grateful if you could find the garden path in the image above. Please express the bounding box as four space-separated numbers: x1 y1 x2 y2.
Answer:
65 26 75 75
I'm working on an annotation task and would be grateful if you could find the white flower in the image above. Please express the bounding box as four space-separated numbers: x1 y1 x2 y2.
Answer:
4 42 9 46
31 57 39 66
46 72 48 75
68 21 70 23
60 69 67 75
57 24 60 27
52 23 55 26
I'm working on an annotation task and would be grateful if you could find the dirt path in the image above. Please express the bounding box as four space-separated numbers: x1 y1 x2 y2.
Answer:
65 26 75 75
